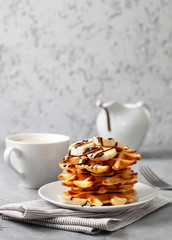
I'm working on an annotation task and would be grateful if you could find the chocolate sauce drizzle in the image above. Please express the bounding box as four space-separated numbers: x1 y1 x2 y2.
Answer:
81 200 88 207
83 147 102 155
94 151 104 158
90 162 101 170
74 140 89 148
81 200 93 207
88 146 115 159
97 137 103 145
77 158 89 166
99 103 111 131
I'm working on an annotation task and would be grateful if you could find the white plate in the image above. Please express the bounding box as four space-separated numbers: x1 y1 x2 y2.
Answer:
38 181 157 213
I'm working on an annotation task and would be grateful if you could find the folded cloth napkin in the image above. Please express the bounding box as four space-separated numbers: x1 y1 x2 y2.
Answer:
0 196 171 235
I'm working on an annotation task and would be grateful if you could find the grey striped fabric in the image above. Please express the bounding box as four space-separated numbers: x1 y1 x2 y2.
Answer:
0 196 171 235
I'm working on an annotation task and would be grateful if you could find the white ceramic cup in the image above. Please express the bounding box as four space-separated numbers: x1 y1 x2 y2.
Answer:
3 133 69 188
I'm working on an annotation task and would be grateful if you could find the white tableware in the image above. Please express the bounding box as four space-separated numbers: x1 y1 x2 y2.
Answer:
38 181 157 213
96 101 151 149
4 133 69 188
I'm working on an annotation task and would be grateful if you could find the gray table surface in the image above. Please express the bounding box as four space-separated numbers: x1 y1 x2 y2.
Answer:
0 151 172 240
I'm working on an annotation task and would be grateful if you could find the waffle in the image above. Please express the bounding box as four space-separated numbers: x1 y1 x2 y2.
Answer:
58 137 141 206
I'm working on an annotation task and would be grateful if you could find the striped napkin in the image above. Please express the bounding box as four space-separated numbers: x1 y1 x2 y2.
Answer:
0 196 171 234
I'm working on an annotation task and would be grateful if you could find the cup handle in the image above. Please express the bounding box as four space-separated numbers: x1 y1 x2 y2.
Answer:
4 146 25 179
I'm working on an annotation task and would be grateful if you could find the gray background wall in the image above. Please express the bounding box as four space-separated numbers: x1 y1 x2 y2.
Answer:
0 0 172 152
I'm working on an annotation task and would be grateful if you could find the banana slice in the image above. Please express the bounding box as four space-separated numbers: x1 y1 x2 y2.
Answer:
93 137 124 148
57 195 92 206
58 195 103 206
111 196 127 205
69 139 95 156
87 147 117 161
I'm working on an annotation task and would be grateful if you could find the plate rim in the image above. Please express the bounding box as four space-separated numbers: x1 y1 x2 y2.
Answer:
38 181 157 212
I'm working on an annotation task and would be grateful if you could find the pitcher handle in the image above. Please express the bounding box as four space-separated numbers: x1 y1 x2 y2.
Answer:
4 146 25 179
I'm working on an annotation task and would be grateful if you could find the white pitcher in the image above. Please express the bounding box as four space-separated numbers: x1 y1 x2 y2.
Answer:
96 101 151 149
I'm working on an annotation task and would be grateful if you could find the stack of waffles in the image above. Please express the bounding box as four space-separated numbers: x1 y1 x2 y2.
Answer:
58 137 141 206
